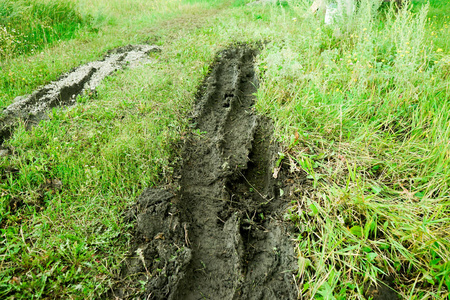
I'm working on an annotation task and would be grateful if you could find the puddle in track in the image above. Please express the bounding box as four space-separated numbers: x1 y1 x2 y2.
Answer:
114 45 298 299
0 44 161 147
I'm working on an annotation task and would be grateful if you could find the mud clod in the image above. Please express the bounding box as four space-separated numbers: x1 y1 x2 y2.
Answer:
0 45 161 146
365 278 400 300
116 46 297 299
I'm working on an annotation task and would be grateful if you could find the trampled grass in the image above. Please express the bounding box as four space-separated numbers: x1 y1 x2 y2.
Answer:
0 0 449 299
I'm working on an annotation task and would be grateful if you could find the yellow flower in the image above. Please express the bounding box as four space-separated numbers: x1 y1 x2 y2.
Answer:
437 48 443 52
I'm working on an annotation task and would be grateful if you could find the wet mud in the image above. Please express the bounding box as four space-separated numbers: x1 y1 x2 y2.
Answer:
365 278 400 300
0 44 161 146
114 46 298 299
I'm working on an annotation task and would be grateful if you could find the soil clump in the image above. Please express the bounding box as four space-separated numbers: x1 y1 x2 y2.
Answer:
365 278 400 300
114 45 298 299
0 44 161 146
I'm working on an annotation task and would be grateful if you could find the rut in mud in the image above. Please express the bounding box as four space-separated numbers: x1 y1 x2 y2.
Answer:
0 45 160 147
116 46 298 299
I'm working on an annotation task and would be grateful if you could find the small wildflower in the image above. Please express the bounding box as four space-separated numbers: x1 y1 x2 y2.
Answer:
437 48 443 52
363 28 367 31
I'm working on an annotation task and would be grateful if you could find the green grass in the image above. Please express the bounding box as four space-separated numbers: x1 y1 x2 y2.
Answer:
0 0 93 110
1 0 449 299
0 1 238 298
255 0 450 298
0 0 91 59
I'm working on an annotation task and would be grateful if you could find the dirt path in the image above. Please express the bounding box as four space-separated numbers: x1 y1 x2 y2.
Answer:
0 45 160 147
116 45 297 299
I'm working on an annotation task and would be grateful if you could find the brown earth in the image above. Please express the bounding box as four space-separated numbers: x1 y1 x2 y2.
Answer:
113 45 299 299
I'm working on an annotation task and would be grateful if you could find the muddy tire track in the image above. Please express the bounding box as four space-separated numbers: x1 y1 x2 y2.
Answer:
116 46 297 299
0 45 160 146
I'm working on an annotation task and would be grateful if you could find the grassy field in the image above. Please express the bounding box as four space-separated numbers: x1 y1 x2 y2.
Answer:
0 0 91 60
1 0 449 299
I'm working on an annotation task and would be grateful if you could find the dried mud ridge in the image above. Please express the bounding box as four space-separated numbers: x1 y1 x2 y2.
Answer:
0 44 161 147
115 46 298 299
